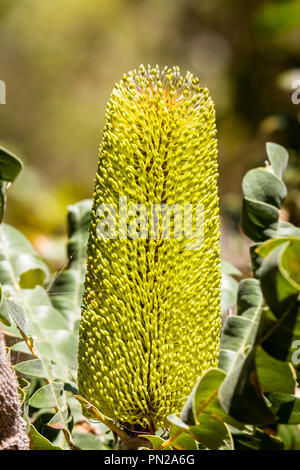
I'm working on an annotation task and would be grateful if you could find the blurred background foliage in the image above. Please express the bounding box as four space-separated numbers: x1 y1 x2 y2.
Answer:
0 0 299 272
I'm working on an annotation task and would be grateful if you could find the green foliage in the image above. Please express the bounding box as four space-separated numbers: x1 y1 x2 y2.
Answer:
0 145 22 223
256 0 300 34
0 141 299 450
0 150 95 450
49 199 91 329
143 142 300 450
221 260 240 315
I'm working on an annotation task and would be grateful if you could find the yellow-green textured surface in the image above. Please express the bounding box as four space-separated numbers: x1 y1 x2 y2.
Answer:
78 65 221 428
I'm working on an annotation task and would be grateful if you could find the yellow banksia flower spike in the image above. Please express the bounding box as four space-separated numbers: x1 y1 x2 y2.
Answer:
78 65 221 430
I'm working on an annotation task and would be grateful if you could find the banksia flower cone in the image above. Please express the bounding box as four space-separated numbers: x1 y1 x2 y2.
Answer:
78 65 221 430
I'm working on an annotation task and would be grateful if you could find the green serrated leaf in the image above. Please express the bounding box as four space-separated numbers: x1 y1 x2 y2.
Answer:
181 368 246 431
233 427 284 450
12 286 77 368
241 198 279 242
255 346 296 394
169 424 198 450
242 168 287 210
48 405 73 433
49 200 91 329
29 382 64 409
241 142 288 242
221 260 241 276
0 145 23 183
0 224 49 289
29 424 63 450
139 435 172 450
266 142 289 178
219 279 275 424
72 432 108 450
258 238 300 362
14 358 50 379
189 418 234 450
270 393 300 424
6 298 28 336
278 424 300 450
